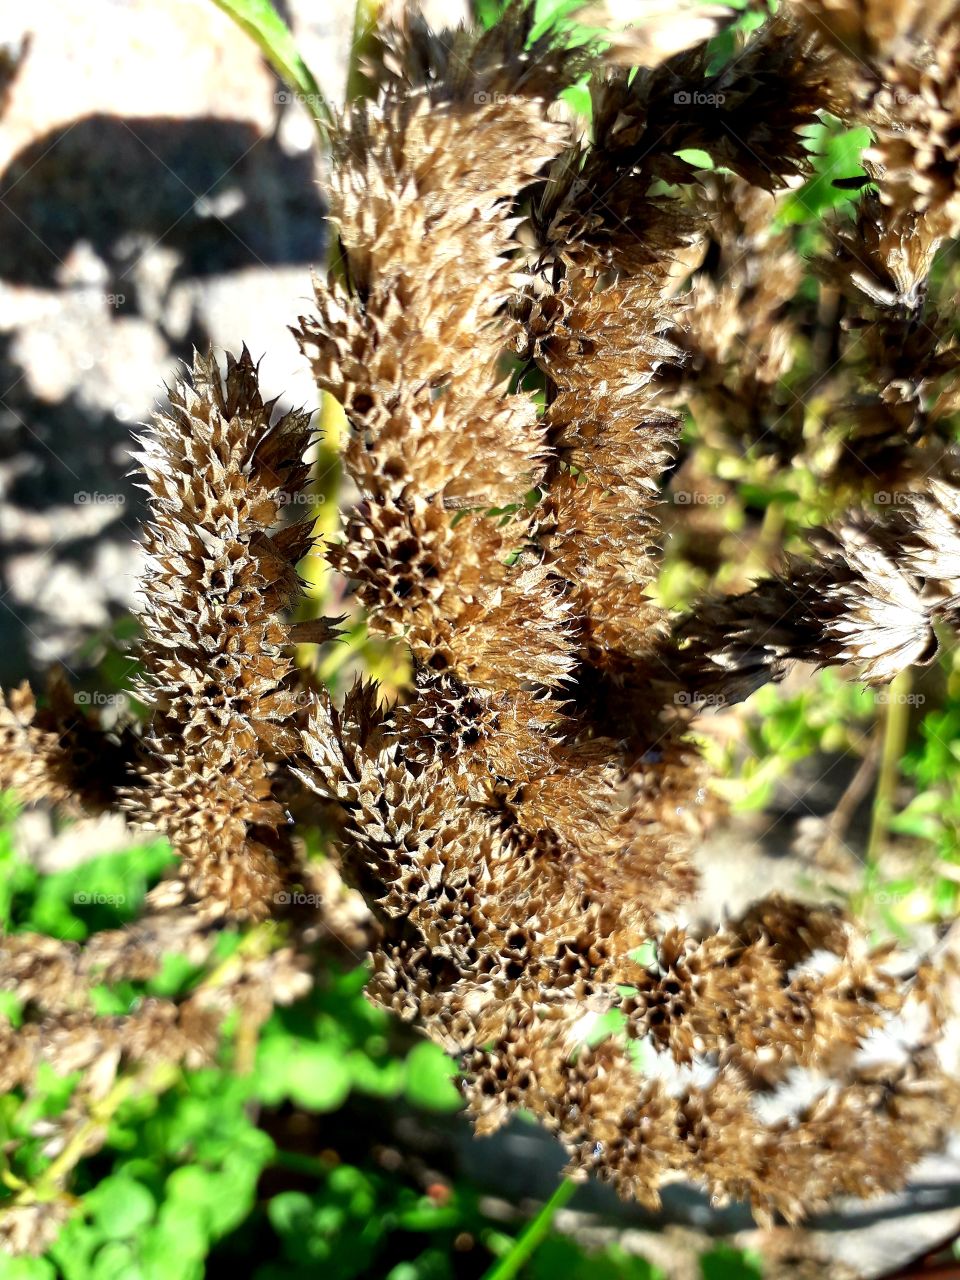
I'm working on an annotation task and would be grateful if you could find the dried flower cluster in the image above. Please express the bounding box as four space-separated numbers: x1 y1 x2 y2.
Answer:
4 0 960 1252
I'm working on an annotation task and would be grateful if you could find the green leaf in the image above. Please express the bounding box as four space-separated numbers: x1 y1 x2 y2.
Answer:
0 990 23 1027
346 1048 406 1097
85 1176 156 1240
581 1008 626 1047
475 0 509 27
675 148 714 171
257 1037 353 1112
142 1201 208 1274
0 1258 58 1280
700 1244 765 1280
267 1190 315 1237
210 0 330 131
165 1163 258 1240
404 1042 462 1112
146 952 204 998
777 123 872 225
89 1241 139 1280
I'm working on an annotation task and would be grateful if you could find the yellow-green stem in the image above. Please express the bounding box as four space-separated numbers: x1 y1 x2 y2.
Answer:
296 0 382 662
347 0 384 100
14 1063 180 1204
482 1178 577 1280
866 667 912 866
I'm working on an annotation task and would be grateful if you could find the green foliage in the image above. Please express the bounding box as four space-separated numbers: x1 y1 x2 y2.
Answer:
210 0 330 131
709 669 875 812
890 652 960 917
776 120 872 225
528 1239 662 1280
0 786 766 1280
254 1166 477 1279
700 1245 765 1280
0 796 174 941
44 1070 273 1280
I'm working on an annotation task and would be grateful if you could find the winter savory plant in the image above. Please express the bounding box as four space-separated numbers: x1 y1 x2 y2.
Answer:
3 0 960 1261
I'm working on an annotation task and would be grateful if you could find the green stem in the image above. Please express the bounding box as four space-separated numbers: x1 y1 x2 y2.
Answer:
13 1063 180 1205
296 0 382 651
347 0 384 103
866 667 912 866
482 1178 578 1280
750 499 786 574
273 1149 334 1179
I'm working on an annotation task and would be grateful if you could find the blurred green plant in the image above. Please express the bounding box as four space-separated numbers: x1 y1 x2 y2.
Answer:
890 649 960 918
706 668 875 813
0 782 765 1280
210 0 331 133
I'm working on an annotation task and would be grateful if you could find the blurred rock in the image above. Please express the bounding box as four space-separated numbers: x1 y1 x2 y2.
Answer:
0 0 349 679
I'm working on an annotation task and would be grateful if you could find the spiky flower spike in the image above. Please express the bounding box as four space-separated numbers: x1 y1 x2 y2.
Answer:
125 348 324 919
0 668 134 813
4 0 960 1246
288 0 960 1223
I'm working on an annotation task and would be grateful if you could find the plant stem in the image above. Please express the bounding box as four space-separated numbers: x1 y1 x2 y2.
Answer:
15 1063 180 1204
482 1178 577 1280
273 1148 334 1179
347 0 384 103
295 0 383 663
866 667 912 865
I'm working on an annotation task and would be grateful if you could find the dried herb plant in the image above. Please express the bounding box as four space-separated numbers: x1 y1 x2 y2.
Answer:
5 0 960 1254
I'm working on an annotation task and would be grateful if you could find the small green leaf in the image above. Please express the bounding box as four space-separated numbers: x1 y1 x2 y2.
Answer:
85 1176 156 1240
404 1042 462 1112
0 1258 58 1280
89 1241 139 1280
257 1038 353 1112
267 1190 314 1237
